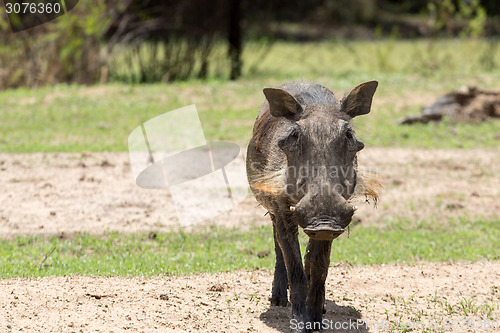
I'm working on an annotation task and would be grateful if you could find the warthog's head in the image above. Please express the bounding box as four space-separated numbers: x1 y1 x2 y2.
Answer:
264 81 378 241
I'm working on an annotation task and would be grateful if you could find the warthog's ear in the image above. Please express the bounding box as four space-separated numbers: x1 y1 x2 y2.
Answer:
263 88 303 117
341 81 378 117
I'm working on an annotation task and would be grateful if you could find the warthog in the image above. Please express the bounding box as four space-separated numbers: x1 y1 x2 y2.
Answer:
246 81 378 332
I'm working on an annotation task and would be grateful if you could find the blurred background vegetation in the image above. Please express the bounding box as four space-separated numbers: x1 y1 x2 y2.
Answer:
1 0 500 88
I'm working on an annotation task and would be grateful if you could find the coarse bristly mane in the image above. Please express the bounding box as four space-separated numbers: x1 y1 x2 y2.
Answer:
250 169 286 195
353 170 382 206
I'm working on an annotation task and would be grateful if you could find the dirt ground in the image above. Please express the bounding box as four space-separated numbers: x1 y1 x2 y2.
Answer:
1 148 499 332
1 262 499 332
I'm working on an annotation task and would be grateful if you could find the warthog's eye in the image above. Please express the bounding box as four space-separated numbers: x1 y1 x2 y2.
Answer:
346 128 361 152
278 127 301 152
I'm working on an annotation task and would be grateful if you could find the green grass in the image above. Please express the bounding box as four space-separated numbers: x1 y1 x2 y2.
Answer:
1 217 498 278
1 39 500 152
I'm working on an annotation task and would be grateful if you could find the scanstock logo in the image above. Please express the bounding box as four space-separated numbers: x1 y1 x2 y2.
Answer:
128 105 248 226
4 0 79 32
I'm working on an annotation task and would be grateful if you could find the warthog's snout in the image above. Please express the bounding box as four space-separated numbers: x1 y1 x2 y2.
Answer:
303 216 347 241
303 207 355 240
293 193 356 241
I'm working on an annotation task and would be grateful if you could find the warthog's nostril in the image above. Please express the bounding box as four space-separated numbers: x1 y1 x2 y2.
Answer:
303 217 348 241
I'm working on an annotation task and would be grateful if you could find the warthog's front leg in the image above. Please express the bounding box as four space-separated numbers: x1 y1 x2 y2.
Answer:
273 214 311 333
271 214 289 307
271 214 303 307
304 239 332 328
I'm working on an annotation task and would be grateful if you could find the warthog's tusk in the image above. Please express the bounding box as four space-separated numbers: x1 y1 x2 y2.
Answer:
289 206 296 212
352 206 358 212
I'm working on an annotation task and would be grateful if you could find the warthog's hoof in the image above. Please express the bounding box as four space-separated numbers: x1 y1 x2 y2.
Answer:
303 218 346 241
270 295 289 307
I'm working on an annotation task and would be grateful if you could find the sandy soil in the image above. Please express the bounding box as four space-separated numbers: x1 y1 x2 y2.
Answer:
1 148 499 237
1 149 499 332
1 262 498 332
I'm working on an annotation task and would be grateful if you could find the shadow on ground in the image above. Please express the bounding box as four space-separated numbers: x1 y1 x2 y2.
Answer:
260 299 370 332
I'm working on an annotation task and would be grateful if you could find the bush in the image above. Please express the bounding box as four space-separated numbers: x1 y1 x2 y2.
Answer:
0 1 125 89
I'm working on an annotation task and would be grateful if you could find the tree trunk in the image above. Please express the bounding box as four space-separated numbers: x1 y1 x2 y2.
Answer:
228 0 242 80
